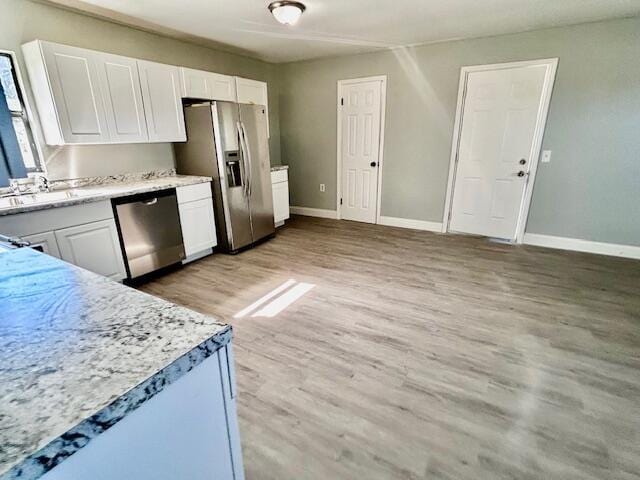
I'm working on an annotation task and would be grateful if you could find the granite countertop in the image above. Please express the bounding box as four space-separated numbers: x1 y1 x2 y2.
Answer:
0 248 231 480
270 165 289 172
0 173 212 217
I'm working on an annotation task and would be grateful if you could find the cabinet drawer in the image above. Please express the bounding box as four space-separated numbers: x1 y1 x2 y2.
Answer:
176 182 212 204
270 169 288 184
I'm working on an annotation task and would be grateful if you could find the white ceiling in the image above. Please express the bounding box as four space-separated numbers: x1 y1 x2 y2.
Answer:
49 0 640 63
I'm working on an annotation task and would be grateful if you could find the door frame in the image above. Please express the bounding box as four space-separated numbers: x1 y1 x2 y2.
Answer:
442 58 558 243
336 75 387 222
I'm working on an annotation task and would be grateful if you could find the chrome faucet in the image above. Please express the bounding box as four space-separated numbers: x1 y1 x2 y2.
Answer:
34 173 51 193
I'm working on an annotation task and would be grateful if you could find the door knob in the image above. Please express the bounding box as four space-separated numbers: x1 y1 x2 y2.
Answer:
519 159 527 165
517 171 526 177
370 162 377 167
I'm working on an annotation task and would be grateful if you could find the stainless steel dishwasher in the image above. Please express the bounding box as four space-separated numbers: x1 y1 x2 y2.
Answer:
113 189 185 279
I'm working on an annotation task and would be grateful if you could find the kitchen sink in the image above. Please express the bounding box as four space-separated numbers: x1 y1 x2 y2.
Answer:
0 190 79 209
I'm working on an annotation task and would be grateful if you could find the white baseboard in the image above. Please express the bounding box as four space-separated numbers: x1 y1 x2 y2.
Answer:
378 216 443 233
290 206 338 219
523 233 640 260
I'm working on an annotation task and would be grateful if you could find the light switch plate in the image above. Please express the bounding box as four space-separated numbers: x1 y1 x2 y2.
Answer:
541 150 552 163
319 184 326 192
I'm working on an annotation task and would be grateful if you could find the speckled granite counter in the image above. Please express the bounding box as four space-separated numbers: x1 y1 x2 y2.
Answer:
0 173 211 217
270 165 288 172
0 248 231 480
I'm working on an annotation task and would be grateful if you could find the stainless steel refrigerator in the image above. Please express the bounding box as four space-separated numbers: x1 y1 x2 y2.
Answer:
175 102 275 253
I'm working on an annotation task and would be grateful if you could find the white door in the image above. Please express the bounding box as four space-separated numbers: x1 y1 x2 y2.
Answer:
96 52 148 143
40 42 110 144
449 64 550 240
22 231 61 258
55 219 126 280
339 79 383 224
137 60 186 142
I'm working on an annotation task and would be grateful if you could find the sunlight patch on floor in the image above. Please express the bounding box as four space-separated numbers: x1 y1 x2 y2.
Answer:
233 279 315 319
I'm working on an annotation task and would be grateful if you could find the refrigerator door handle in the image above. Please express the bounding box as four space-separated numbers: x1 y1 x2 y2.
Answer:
240 122 252 197
236 121 249 197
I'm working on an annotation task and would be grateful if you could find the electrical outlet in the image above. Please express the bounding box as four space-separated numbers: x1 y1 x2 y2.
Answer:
541 150 552 163
320 184 326 192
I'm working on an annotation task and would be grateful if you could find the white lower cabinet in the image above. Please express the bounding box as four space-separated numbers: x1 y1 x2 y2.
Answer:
272 182 289 225
22 231 62 258
41 344 244 480
179 198 217 257
55 219 126 280
177 183 217 262
0 202 127 281
271 169 290 226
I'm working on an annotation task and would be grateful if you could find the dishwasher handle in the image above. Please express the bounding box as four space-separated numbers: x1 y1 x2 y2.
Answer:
141 198 158 206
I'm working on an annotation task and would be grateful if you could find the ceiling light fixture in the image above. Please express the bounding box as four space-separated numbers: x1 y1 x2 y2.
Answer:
268 1 306 26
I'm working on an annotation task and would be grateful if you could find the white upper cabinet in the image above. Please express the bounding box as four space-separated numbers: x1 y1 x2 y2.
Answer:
95 52 148 143
235 77 267 106
137 60 186 142
180 68 236 102
22 40 110 145
235 77 269 137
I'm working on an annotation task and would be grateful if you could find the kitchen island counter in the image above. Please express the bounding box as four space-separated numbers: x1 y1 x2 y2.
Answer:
0 248 233 480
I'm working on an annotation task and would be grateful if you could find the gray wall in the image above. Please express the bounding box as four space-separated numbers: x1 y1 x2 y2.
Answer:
0 0 282 180
279 17 640 246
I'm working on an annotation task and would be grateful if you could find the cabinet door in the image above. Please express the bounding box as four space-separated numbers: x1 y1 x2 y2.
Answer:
178 198 217 257
272 181 290 224
55 219 126 281
181 68 236 102
40 42 110 144
209 72 236 102
96 52 148 143
235 77 269 137
137 60 186 142
22 231 61 258
180 67 210 99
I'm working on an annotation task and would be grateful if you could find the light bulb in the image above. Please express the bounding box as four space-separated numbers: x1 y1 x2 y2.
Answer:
268 1 306 26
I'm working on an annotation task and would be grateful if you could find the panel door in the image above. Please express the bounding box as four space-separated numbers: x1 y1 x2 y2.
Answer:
55 219 126 280
272 181 290 224
22 231 61 258
181 68 236 102
235 77 269 137
340 80 382 224
239 103 274 242
96 52 148 143
40 42 110 144
179 198 217 257
137 60 186 142
449 65 548 240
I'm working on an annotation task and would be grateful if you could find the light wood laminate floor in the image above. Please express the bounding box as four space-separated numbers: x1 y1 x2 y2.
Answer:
140 216 640 480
